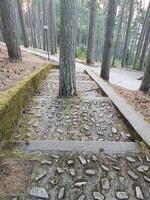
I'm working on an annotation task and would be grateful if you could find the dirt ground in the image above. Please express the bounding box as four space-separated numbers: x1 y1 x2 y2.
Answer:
0 44 47 91
112 84 150 123
0 159 34 196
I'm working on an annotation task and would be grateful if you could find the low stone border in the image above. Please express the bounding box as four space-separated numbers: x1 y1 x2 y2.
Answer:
85 69 150 147
0 62 58 141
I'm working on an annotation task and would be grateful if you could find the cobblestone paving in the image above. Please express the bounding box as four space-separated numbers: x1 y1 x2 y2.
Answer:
23 152 150 200
14 70 133 142
2 68 149 200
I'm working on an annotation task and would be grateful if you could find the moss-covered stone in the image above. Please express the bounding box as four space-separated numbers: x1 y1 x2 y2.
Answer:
0 62 58 141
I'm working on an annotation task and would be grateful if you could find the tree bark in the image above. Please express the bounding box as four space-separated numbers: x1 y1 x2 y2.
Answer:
112 0 126 67
59 0 77 97
0 0 21 60
121 0 134 68
48 0 56 54
43 0 47 51
86 0 97 64
139 48 150 92
134 2 150 68
139 17 150 69
100 0 117 80
17 0 29 47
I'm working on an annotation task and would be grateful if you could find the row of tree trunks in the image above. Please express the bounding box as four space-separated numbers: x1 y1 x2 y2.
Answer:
100 0 117 80
0 0 21 60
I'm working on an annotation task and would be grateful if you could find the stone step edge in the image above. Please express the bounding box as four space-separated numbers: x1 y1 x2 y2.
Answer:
17 140 141 155
85 69 150 147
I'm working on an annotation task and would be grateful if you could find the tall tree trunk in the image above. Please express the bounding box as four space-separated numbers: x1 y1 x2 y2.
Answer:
0 0 21 60
17 0 29 47
100 0 117 80
49 0 56 54
134 2 150 68
139 18 150 69
139 48 150 92
43 0 47 51
59 0 77 97
0 12 4 42
112 0 126 67
121 0 134 68
86 0 97 64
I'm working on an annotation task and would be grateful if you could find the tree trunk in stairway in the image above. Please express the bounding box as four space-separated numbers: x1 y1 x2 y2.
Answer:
86 0 96 64
59 0 77 97
100 0 117 81
0 0 21 60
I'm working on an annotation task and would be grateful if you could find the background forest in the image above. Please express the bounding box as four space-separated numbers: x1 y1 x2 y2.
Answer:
0 0 149 71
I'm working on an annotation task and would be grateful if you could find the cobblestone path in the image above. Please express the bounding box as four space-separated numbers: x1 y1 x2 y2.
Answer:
1 69 150 200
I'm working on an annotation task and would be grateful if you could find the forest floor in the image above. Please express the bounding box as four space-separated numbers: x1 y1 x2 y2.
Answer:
112 85 150 124
0 44 47 91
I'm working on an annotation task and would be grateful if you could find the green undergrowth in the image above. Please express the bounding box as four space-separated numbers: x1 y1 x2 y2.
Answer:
0 62 58 142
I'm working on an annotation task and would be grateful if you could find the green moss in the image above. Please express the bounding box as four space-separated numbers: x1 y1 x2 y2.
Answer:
0 62 58 141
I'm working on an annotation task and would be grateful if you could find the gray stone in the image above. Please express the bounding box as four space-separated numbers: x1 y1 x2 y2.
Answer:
41 160 52 165
112 166 120 171
101 164 109 172
126 156 136 163
69 168 75 176
137 165 149 172
111 127 118 134
119 177 125 183
144 176 150 183
35 170 47 181
58 187 65 199
116 191 129 199
57 167 64 174
51 153 60 159
85 169 96 176
30 187 49 199
56 129 64 134
92 155 98 162
146 155 150 162
67 160 74 165
75 181 87 187
78 155 87 165
135 186 144 199
127 170 138 180
102 178 110 190
78 194 86 200
93 192 104 200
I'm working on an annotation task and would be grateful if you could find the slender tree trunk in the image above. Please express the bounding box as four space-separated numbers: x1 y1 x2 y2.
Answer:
43 0 47 51
59 0 77 97
139 18 150 69
86 0 97 64
0 0 21 60
139 48 150 92
134 2 150 68
100 0 117 80
121 0 134 68
49 0 56 54
112 0 126 67
0 12 4 42
17 0 29 47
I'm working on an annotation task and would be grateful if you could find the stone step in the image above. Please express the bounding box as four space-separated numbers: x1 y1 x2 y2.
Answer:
17 140 140 155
